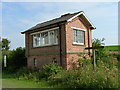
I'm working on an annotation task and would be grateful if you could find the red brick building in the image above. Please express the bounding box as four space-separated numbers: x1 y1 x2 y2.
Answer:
21 11 96 70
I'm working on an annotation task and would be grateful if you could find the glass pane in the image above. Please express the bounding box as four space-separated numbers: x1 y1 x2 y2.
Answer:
54 29 58 44
74 30 76 42
36 34 40 46
41 32 45 46
33 35 35 47
77 30 81 43
33 28 59 47
73 29 84 44
44 32 48 45
49 30 54 45
81 31 84 43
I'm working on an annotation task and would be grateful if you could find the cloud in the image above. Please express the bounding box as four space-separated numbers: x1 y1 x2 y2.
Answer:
2 2 118 50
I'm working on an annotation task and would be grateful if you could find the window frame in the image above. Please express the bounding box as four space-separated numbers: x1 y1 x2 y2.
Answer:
31 27 59 47
72 27 86 45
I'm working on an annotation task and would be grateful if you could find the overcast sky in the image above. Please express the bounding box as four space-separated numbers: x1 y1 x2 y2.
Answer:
1 2 118 50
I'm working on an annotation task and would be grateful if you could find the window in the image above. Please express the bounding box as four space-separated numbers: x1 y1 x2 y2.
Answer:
49 30 54 45
32 27 59 47
54 29 58 44
73 29 85 45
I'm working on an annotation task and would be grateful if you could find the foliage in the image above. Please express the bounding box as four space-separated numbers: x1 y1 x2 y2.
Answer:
16 63 63 81
78 58 91 67
16 67 39 81
3 47 27 73
1 38 11 62
2 38 10 51
48 52 118 88
49 60 118 88
92 38 105 47
7 56 118 88
42 63 63 79
92 38 108 63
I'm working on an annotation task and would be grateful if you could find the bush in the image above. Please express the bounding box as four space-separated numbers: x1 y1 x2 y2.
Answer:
16 67 42 82
16 67 32 78
92 38 108 63
42 63 63 80
49 63 119 88
16 63 63 81
78 58 91 67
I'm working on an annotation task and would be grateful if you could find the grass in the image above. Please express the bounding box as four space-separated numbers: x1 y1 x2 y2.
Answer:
105 45 120 51
2 73 55 88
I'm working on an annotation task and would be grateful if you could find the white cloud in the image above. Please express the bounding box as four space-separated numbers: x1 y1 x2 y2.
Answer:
2 2 118 50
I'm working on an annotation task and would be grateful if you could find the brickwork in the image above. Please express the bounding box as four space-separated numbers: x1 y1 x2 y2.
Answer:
65 17 92 70
25 15 93 70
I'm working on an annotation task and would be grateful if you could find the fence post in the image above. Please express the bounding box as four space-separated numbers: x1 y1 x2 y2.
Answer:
93 49 96 70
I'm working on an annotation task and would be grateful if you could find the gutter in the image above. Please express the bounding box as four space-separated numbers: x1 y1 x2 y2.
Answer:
88 28 90 55
58 24 62 66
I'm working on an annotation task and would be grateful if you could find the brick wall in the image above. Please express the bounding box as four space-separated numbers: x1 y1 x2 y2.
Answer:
65 16 92 70
25 24 67 69
25 16 92 70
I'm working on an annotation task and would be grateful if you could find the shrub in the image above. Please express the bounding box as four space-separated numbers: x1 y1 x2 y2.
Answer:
92 38 109 63
49 63 119 88
42 63 63 80
16 67 33 79
78 58 91 67
16 63 63 81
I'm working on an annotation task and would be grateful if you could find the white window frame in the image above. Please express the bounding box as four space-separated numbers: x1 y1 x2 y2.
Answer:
31 27 59 47
72 27 85 45
31 27 59 35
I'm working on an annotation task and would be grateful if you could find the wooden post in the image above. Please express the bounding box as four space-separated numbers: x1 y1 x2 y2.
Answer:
93 49 96 70
85 46 104 70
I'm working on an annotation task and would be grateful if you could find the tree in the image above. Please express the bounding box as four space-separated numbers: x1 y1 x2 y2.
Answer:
92 38 105 47
2 38 10 50
92 38 107 64
8 47 27 69
5 47 27 73
1 38 11 56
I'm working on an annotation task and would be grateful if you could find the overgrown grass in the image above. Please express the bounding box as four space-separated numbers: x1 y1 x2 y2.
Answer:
16 63 63 81
105 45 120 51
49 63 118 88
14 57 119 88
3 55 119 88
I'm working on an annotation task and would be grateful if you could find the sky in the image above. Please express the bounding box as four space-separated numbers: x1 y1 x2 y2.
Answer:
1 2 118 50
